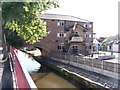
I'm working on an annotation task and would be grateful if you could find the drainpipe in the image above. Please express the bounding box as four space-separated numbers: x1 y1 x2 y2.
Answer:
0 7 2 56
91 22 93 57
63 20 66 53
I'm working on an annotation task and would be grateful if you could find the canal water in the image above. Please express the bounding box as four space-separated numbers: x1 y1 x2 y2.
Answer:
16 50 79 89
30 64 79 89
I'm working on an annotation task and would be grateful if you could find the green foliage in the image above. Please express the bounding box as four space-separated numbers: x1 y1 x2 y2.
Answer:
101 41 107 46
4 28 24 48
101 35 119 46
2 1 59 44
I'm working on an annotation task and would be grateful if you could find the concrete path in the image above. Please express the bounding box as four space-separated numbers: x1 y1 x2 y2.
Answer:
0 47 4 90
2 58 13 89
35 56 119 89
0 62 3 90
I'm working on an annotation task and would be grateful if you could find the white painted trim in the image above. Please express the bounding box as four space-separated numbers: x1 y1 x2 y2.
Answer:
9 53 18 89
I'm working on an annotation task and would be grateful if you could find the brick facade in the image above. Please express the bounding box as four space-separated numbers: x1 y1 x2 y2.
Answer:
34 14 93 56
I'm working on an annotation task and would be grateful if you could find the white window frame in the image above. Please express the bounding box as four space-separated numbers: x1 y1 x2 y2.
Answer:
85 33 89 37
85 32 91 38
58 43 64 50
89 34 91 38
84 23 92 28
58 20 64 27
57 32 66 38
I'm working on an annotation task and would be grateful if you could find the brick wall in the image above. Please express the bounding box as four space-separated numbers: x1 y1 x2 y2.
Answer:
34 19 93 56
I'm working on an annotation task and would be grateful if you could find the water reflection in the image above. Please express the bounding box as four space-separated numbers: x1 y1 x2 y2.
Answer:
30 71 77 88
16 50 41 73
17 50 78 88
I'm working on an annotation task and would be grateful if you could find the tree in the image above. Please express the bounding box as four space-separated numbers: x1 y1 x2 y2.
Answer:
2 1 59 45
4 28 24 48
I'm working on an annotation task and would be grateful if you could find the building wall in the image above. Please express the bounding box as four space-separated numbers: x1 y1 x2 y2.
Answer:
35 20 75 52
84 22 93 53
69 25 85 53
34 19 93 56
35 20 63 52
107 44 120 52
70 43 84 53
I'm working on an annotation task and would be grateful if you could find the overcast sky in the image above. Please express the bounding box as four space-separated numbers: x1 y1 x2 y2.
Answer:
46 0 119 38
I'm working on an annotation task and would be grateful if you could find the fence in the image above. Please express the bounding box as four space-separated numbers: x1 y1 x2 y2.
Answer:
50 52 120 80
10 46 38 89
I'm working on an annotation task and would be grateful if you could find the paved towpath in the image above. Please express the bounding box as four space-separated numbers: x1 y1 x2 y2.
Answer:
0 49 4 89
1 58 13 89
35 56 119 89
0 62 3 90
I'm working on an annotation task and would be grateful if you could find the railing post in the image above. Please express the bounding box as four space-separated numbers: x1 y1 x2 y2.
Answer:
101 60 103 74
76 56 78 66
92 58 93 71
84 58 86 69
71 55 73 64
114 63 117 73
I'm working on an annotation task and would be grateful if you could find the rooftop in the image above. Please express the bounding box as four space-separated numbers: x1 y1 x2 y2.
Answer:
38 13 92 23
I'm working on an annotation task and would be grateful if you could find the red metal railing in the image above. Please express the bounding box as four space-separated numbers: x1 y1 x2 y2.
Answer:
10 46 31 89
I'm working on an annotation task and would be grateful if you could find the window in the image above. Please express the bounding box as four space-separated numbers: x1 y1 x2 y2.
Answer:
85 32 91 38
73 32 80 37
84 23 92 28
89 45 91 49
72 45 78 49
85 43 90 49
57 32 66 38
89 34 91 38
85 33 89 37
116 41 120 44
109 45 112 49
58 20 64 27
71 45 78 54
84 24 87 28
58 43 64 50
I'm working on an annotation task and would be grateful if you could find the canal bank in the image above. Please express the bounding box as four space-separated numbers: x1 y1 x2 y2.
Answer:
9 47 79 89
35 57 109 90
30 64 79 89
30 59 79 89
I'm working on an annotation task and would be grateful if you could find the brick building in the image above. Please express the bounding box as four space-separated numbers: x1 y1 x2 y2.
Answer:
34 13 93 56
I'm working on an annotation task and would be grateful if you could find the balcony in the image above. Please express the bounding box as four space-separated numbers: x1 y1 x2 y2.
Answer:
71 37 83 42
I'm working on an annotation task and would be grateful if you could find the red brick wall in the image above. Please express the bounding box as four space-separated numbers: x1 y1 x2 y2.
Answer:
30 20 93 56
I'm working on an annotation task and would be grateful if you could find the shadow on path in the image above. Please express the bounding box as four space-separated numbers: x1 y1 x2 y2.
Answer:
2 58 13 89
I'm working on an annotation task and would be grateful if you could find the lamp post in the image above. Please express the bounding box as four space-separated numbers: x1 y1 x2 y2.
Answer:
0 3 8 61
0 5 3 61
